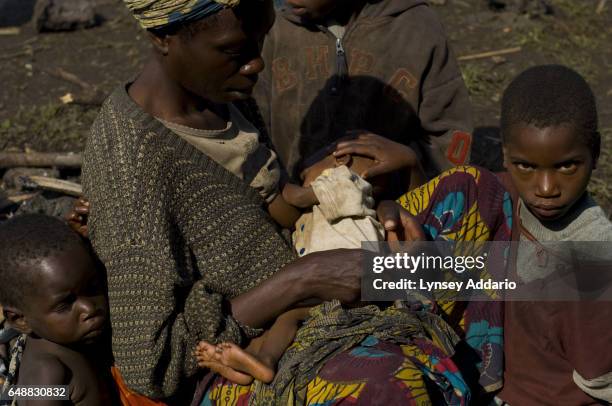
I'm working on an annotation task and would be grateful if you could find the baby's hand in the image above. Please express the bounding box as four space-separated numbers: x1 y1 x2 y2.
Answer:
334 131 418 179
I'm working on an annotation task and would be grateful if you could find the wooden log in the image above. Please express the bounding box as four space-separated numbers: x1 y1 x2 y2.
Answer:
48 67 94 90
26 176 82 197
7 193 39 203
458 46 522 62
0 50 28 61
0 152 82 168
0 27 20 36
597 0 607 14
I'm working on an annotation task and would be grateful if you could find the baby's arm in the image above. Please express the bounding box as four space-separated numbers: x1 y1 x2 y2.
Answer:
267 193 302 229
267 184 318 229
281 184 318 208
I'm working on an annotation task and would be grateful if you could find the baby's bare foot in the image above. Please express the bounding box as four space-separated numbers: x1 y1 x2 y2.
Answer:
215 342 275 384
194 341 254 386
195 341 217 367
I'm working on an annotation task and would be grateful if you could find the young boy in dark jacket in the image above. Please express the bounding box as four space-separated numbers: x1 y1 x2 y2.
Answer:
255 0 473 183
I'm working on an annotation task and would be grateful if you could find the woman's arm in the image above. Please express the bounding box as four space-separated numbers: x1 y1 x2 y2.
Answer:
171 162 363 331
230 248 363 328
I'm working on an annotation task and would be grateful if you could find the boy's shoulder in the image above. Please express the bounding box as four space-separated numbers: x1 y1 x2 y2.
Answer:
19 341 111 405
274 0 444 37
18 351 68 386
357 0 436 21
565 195 612 241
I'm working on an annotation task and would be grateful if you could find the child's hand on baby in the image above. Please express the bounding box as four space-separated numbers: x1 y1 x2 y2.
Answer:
333 131 418 179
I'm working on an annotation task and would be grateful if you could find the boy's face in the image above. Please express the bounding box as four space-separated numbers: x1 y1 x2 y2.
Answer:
285 0 339 21
161 1 274 103
503 123 595 222
19 245 108 346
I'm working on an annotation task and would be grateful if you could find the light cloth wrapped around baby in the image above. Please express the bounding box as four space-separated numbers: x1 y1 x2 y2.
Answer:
293 165 385 256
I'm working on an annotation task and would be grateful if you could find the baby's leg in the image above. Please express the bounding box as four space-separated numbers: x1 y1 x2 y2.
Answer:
254 307 312 372
195 333 277 384
213 308 310 383
195 308 310 384
195 341 254 386
213 341 275 383
208 307 310 384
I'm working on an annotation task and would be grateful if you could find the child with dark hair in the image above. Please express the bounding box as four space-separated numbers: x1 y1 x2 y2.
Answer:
0 214 118 405
397 64 612 404
253 2 504 397
494 65 612 405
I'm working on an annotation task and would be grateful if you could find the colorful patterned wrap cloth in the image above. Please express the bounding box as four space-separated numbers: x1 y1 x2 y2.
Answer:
124 0 240 29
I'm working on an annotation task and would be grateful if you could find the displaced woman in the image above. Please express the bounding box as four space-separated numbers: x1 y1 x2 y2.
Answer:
81 0 502 404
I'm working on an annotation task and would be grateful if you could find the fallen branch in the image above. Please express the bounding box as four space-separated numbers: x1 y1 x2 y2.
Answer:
458 46 522 62
48 67 95 90
7 193 39 203
0 50 29 61
0 152 82 168
0 192 38 212
597 0 607 14
0 27 20 36
26 176 82 197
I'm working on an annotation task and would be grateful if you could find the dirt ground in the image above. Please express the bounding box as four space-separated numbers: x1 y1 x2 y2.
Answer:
1 0 611 214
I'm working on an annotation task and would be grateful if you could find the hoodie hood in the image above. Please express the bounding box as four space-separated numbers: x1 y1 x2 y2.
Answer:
279 0 428 25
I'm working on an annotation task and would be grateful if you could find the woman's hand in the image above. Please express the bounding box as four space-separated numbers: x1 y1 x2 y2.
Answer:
291 249 363 304
333 131 419 179
66 196 90 238
230 249 363 328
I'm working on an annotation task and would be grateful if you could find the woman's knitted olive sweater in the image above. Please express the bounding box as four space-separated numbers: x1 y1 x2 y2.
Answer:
82 85 296 400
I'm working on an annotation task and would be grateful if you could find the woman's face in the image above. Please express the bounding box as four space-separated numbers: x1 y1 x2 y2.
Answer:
163 1 275 103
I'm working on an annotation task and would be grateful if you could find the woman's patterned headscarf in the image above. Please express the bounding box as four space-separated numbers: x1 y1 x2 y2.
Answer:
124 0 240 29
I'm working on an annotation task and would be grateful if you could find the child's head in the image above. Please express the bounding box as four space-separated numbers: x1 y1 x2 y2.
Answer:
500 65 600 222
0 214 107 346
285 0 351 21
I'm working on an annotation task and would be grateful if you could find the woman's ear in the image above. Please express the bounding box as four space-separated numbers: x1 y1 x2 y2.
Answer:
3 307 32 335
147 31 170 56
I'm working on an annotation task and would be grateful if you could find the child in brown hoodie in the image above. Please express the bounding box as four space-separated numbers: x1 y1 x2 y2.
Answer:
254 0 495 397
255 0 473 184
